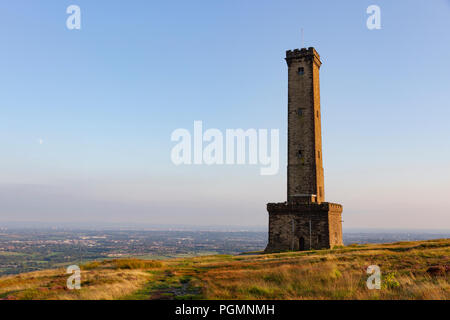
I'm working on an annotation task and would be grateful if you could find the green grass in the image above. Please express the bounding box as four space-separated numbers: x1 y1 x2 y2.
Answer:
81 258 163 270
0 251 29 256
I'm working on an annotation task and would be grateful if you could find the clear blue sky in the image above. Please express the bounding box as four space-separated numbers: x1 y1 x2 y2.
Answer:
1 0 449 229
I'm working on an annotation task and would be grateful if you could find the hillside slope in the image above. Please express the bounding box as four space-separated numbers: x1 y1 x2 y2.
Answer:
0 239 449 300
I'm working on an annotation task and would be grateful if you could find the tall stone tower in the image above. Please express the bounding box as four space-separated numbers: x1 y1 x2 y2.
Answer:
265 47 343 252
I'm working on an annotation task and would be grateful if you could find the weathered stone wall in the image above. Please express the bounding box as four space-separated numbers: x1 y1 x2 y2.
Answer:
312 51 325 203
286 48 324 204
328 204 344 247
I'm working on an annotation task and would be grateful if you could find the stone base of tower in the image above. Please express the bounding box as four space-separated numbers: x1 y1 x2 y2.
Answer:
265 202 343 253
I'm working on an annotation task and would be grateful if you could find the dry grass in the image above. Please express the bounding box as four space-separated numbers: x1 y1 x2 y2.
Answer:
0 239 448 300
197 239 450 300
0 258 163 300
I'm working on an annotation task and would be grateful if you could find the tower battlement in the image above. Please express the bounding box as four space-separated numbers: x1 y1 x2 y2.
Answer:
285 47 322 66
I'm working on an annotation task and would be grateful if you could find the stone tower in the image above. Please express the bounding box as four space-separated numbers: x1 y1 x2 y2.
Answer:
265 47 343 252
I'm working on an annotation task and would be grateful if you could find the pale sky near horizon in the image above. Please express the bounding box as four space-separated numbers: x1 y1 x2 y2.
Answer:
0 1 449 229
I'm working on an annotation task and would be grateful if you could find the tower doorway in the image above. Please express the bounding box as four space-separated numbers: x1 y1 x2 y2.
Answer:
299 237 305 251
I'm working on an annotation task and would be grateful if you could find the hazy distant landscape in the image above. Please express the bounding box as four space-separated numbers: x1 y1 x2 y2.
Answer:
1 228 449 276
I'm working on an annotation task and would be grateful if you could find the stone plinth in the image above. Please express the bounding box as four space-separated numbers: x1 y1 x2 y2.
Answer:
265 202 343 252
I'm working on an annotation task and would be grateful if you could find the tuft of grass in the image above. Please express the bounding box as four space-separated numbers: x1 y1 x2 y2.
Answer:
82 258 163 270
110 259 163 270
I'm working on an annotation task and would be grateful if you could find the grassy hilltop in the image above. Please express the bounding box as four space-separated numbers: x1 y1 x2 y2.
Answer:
0 239 449 300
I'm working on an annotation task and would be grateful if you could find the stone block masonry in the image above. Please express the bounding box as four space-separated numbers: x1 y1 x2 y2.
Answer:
265 47 343 252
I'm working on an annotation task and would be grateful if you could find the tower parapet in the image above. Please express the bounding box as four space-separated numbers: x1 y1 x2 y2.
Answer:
285 47 322 67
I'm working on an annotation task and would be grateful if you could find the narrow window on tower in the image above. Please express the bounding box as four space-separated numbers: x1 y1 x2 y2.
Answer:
297 108 304 116
297 67 304 75
318 151 321 159
297 150 303 159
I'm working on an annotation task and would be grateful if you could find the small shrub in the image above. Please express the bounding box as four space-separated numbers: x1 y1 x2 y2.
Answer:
180 275 192 284
111 259 163 270
382 272 400 289
263 273 284 284
331 268 342 279
247 286 272 298
81 261 102 270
